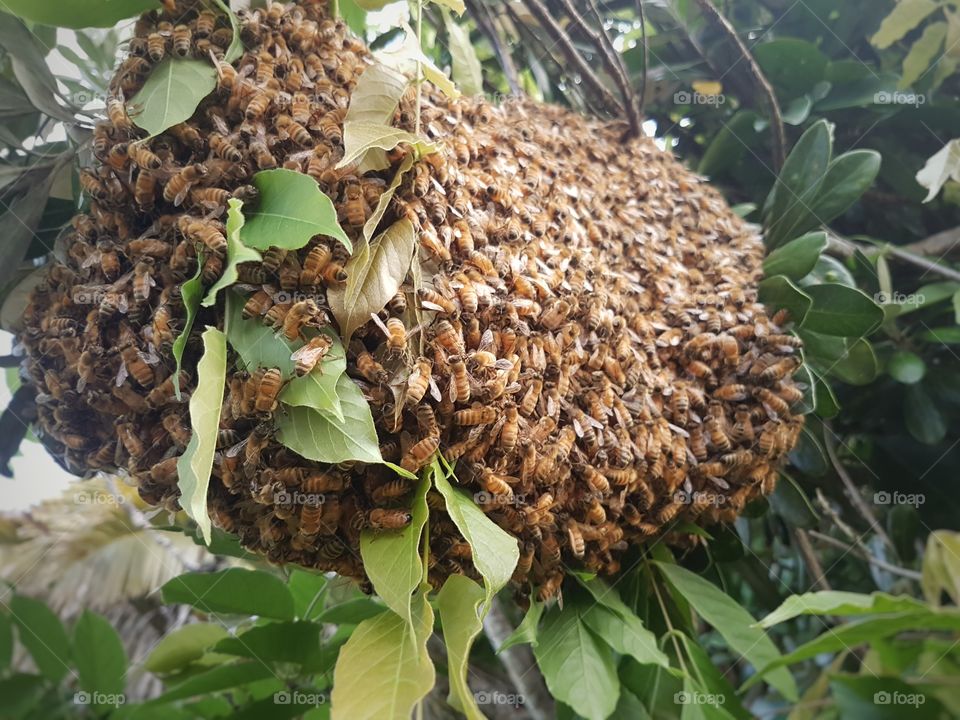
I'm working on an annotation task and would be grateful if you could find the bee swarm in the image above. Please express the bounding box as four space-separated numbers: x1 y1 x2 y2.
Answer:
20 0 804 599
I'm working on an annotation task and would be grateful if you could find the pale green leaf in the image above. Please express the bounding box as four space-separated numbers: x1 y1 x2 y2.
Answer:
339 61 410 170
240 169 351 252
225 290 298 379
129 58 218 138
759 591 928 628
176 327 227 545
0 0 159 28
900 21 947 88
338 121 437 169
499 600 544 652
534 606 620 720
276 375 383 464
917 139 960 202
922 530 960 605
871 0 940 48
444 10 484 95
657 562 798 701
364 154 415 241
73 611 127 703
433 0 466 13
172 258 204 400
437 575 486 720
377 24 460 99
278 327 347 422
329 218 417 340
331 597 435 720
144 623 230 674
431 461 520 609
353 0 394 8
360 474 430 625
202 198 262 307
211 0 243 63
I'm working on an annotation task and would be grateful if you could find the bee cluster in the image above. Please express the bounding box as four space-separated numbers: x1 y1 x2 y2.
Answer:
19 0 803 598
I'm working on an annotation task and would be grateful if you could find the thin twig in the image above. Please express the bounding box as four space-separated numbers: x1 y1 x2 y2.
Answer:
901 224 960 257
466 0 522 95
691 0 786 171
482 597 554 720
828 232 960 283
558 0 642 136
519 0 625 116
822 424 895 552
793 528 832 590
635 0 649 113
808 530 922 581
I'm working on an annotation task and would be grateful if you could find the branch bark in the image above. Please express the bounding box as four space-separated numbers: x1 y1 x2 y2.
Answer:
793 528 832 590
691 0 786 171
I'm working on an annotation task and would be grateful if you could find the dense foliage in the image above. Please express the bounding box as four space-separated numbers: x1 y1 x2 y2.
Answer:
1 1 960 719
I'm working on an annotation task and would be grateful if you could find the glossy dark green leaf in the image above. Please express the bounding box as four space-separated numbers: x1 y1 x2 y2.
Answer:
754 38 828 96
769 473 817 528
801 284 883 337
758 275 812 325
214 622 325 670
831 675 944 720
699 111 760 177
904 384 946 444
888 351 926 384
805 150 881 230
763 232 827 280
161 569 295 620
10 595 71 683
812 372 841 417
800 255 857 288
803 332 878 386
318 598 385 626
788 425 828 476
73 611 127 703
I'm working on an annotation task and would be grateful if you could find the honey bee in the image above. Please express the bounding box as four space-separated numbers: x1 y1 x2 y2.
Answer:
179 217 226 254
715 384 748 402
129 141 162 171
79 170 106 200
416 405 439 438
196 9 216 36
405 358 433 405
121 344 155 388
147 31 168 62
299 501 323 536
282 299 319 341
538 573 563 603
173 24 192 57
107 94 132 131
418 287 458 315
513 542 535 582
434 320 464 355
760 357 800 382
500 404 519 451
264 302 292 330
242 289 273 319
449 356 471 403
134 171 158 209
454 406 497 426
401 435 439 473
133 259 156 303
162 411 191 448
116 422 145 457
482 470 514 498
300 245 332 286
756 387 790 419
164 164 208 206
254 368 283 414
278 114 313 146
209 132 243 163
368 508 412 530
375 317 406 354
291 335 333 376
249 140 277 169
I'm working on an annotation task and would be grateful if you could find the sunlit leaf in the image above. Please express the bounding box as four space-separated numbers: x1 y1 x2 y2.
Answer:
436 575 486 720
377 23 459 99
329 218 417 340
364 154 415 241
338 122 436 169
444 10 483 95
276 375 382 464
278 328 347 422
129 58 218 138
900 21 947 88
360 474 430 625
871 0 940 48
176 327 226 545
240 169 350 252
225 290 298 378
144 623 230 674
759 591 928 628
202 198 262 307
338 61 410 170
433 0 466 13
0 0 159 28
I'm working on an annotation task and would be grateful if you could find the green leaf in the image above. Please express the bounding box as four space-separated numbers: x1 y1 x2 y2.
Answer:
498 600 544 652
916 139 960 202
872 0 940 48
339 0 367 34
431 461 520 608
920 326 960 344
888 350 926 384
433 0 466 13
338 61 410 171
171 257 204 400
437 575 486 720
73 611 127 703
760 591 928 628
214 622 325 669
338 122 437 169
0 175 54 290
0 0 159 28
319 598 385 625
161 568 295 620
328 218 417 340
575 579 669 668
330 599 435 720
129 58 218 138
699 111 761 177
813 372 841 417
444 10 483 95
831 675 946 720
279 328 347 422
769 472 818 528
805 334 878 386
806 151 881 230
923 531 960 606
360 474 430 625
364 154 415 242
144 623 230 674
534 605 620 720
656 563 797 701
0 614 13 671
147 661 276 704
225 290 298 378
758 275 813 325
276 375 382 464
764 119 833 248
288 570 328 621
763 232 828 280
801 284 883 337
678 634 751 720
901 21 947 88
240 169 350 253
202 199 262 307
10 596 71 683
904 383 946 444
210 0 243 63
754 38 828 97
0 17 78 122
377 24 459 99
176 327 226 545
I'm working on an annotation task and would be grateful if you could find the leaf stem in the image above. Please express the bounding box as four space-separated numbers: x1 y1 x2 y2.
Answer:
648 560 690 677
331 0 340 18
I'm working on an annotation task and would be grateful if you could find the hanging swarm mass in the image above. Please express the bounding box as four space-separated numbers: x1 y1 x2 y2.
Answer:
19 0 804 598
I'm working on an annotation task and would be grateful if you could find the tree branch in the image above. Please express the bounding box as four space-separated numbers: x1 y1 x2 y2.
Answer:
793 528 832 590
466 0 522 95
635 0 649 114
691 0 786 171
827 232 960 283
518 0 625 116
808 530 922 581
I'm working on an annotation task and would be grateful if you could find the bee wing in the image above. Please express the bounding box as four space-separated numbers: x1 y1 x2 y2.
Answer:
226 438 249 458
115 363 128 387
428 376 442 402
478 328 495 353
369 312 390 338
